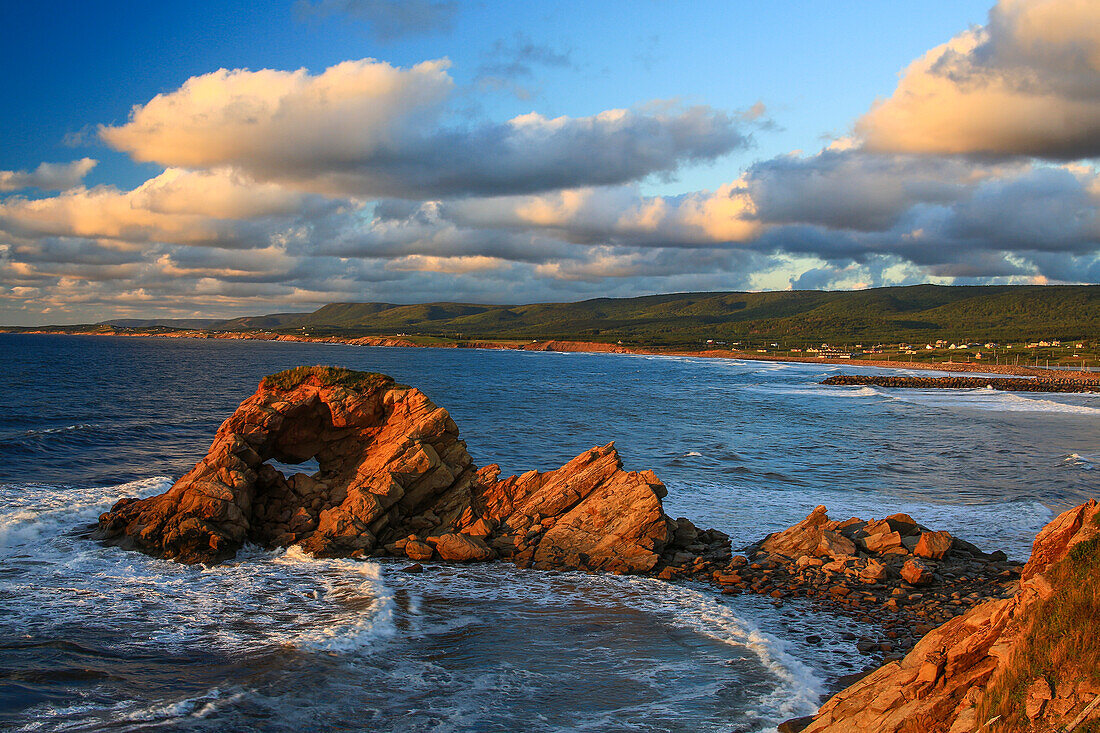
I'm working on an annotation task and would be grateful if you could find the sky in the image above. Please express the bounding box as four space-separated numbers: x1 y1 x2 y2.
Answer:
1 0 1099 324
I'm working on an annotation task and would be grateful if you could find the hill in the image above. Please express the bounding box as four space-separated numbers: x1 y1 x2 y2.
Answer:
206 284 1098 346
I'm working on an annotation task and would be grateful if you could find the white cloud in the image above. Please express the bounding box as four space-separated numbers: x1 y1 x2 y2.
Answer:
99 59 750 199
0 159 97 192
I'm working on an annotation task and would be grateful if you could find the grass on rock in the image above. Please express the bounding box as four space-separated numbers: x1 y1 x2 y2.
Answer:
981 514 1100 732
261 366 394 392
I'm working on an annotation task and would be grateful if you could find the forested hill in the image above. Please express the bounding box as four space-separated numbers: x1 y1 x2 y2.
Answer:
203 284 1098 346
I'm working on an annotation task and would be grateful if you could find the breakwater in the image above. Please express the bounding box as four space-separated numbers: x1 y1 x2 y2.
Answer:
821 374 1100 393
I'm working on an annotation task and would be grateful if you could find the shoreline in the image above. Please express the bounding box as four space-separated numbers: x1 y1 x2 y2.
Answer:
7 328 1100 383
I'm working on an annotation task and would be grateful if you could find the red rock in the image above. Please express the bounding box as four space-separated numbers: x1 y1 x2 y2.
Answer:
476 444 672 574
431 533 495 562
1022 499 1100 580
915 530 953 560
93 366 680 574
405 539 434 561
1026 677 1052 719
861 530 904 554
859 559 889 583
901 559 934 585
817 530 856 558
796 501 1100 733
760 505 832 559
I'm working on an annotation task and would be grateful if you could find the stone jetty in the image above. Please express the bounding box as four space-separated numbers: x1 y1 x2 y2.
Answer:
821 374 1099 392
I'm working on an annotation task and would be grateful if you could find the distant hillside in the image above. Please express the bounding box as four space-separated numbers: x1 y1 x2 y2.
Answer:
103 317 225 329
204 284 1099 345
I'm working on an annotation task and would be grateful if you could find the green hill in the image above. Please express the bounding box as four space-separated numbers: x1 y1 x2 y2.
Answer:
205 284 1099 346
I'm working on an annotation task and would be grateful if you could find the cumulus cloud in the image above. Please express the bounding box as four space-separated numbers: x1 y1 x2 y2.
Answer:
858 0 1100 158
0 159 97 192
7 10 1100 325
0 168 339 249
297 0 456 40
99 59 750 199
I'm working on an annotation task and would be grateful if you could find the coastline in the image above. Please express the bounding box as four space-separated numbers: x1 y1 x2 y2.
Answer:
8 328 1100 383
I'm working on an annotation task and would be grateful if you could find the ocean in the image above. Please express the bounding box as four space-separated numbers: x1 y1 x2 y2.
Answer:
2 334 1097 732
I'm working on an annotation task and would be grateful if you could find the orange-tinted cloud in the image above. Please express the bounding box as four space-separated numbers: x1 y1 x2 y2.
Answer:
858 0 1100 159
99 59 749 199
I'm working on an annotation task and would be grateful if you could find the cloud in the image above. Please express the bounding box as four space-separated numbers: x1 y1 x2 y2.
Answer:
478 33 573 79
475 33 574 98
0 167 339 248
858 0 1100 158
0 159 97 192
742 148 1027 231
297 0 456 41
99 59 750 199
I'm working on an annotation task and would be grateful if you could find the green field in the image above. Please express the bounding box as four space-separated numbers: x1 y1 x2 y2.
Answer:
11 284 1099 353
211 284 1097 347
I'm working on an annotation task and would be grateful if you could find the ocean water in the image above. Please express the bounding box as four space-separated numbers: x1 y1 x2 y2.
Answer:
1 334 1097 732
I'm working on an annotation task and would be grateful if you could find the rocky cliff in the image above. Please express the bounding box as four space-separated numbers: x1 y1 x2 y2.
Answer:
794 500 1100 733
93 366 689 573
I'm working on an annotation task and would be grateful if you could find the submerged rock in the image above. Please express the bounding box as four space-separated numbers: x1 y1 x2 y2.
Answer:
93 366 679 573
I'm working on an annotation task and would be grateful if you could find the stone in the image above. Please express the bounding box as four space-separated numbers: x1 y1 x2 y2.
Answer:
915 530 953 560
760 505 832 558
901 559 934 585
883 513 921 536
859 559 889 584
777 716 814 733
405 539 434 561
861 531 904 554
431 533 495 562
1025 677 1052 719
817 530 857 558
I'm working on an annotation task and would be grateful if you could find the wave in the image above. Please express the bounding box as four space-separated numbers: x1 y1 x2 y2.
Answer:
879 389 1100 415
1063 453 1095 471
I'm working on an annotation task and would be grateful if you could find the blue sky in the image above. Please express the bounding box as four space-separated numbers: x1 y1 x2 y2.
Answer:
5 1 992 190
1 0 1097 323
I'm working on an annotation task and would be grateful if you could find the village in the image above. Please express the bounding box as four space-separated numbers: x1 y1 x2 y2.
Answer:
706 338 1099 370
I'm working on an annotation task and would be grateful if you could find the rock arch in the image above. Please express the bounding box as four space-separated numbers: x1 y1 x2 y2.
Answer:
94 366 698 572
95 368 477 562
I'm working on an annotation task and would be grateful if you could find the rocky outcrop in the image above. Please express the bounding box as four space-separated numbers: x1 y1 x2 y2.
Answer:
727 507 1022 653
795 500 1100 733
93 366 684 573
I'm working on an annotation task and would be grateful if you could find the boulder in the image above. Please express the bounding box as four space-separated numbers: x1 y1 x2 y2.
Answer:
915 530 953 560
859 558 889 584
431 533 495 562
760 505 832 558
817 529 856 558
861 531 904 554
1025 677 1052 720
901 558 934 585
405 539 434 561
